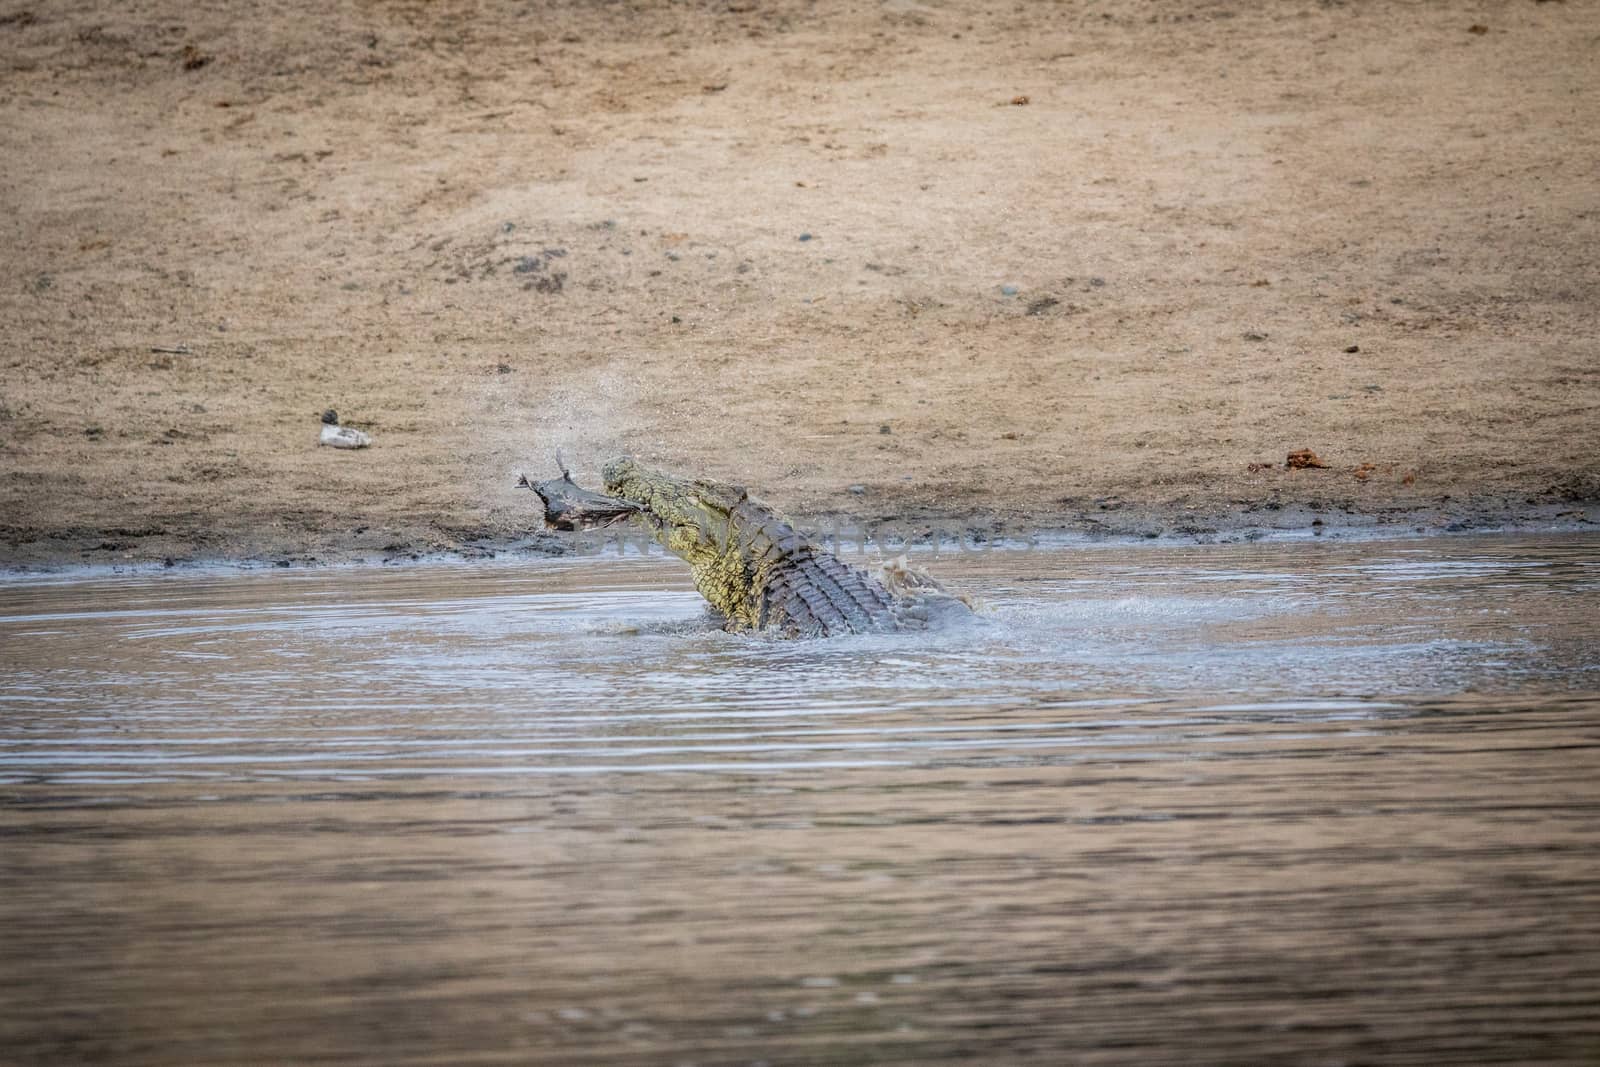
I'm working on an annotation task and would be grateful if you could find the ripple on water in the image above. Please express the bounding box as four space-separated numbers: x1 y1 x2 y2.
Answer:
1 535 1596 783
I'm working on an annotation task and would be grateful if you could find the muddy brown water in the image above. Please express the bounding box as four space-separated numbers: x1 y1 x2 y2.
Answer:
2 534 1598 1065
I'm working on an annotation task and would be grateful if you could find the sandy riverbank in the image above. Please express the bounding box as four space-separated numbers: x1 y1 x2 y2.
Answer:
3 1 1596 568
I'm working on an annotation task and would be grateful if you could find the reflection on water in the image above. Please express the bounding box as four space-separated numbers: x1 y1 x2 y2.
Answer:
2 535 1598 1064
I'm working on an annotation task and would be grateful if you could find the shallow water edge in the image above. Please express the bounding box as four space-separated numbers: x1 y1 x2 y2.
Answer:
4 501 1599 580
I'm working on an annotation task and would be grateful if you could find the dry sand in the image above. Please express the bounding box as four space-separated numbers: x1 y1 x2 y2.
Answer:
2 0 1597 567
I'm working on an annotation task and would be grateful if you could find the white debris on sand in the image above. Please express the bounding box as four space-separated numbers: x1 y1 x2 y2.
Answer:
319 409 371 450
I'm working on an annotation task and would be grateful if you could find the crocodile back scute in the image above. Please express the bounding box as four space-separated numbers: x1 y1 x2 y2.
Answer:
761 547 900 636
730 501 898 636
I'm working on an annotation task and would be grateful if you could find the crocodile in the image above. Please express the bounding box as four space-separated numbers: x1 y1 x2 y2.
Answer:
525 458 969 637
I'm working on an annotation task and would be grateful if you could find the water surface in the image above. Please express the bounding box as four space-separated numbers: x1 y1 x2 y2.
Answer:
3 534 1598 1064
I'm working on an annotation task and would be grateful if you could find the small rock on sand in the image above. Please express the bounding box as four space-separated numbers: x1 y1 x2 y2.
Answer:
1287 449 1329 470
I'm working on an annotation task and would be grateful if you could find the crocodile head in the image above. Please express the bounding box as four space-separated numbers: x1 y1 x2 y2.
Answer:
603 457 747 571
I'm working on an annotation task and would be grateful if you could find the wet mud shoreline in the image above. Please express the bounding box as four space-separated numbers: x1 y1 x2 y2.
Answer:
3 494 1596 575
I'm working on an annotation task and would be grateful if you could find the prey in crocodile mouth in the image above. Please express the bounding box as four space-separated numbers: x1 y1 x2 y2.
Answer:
518 468 640 532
